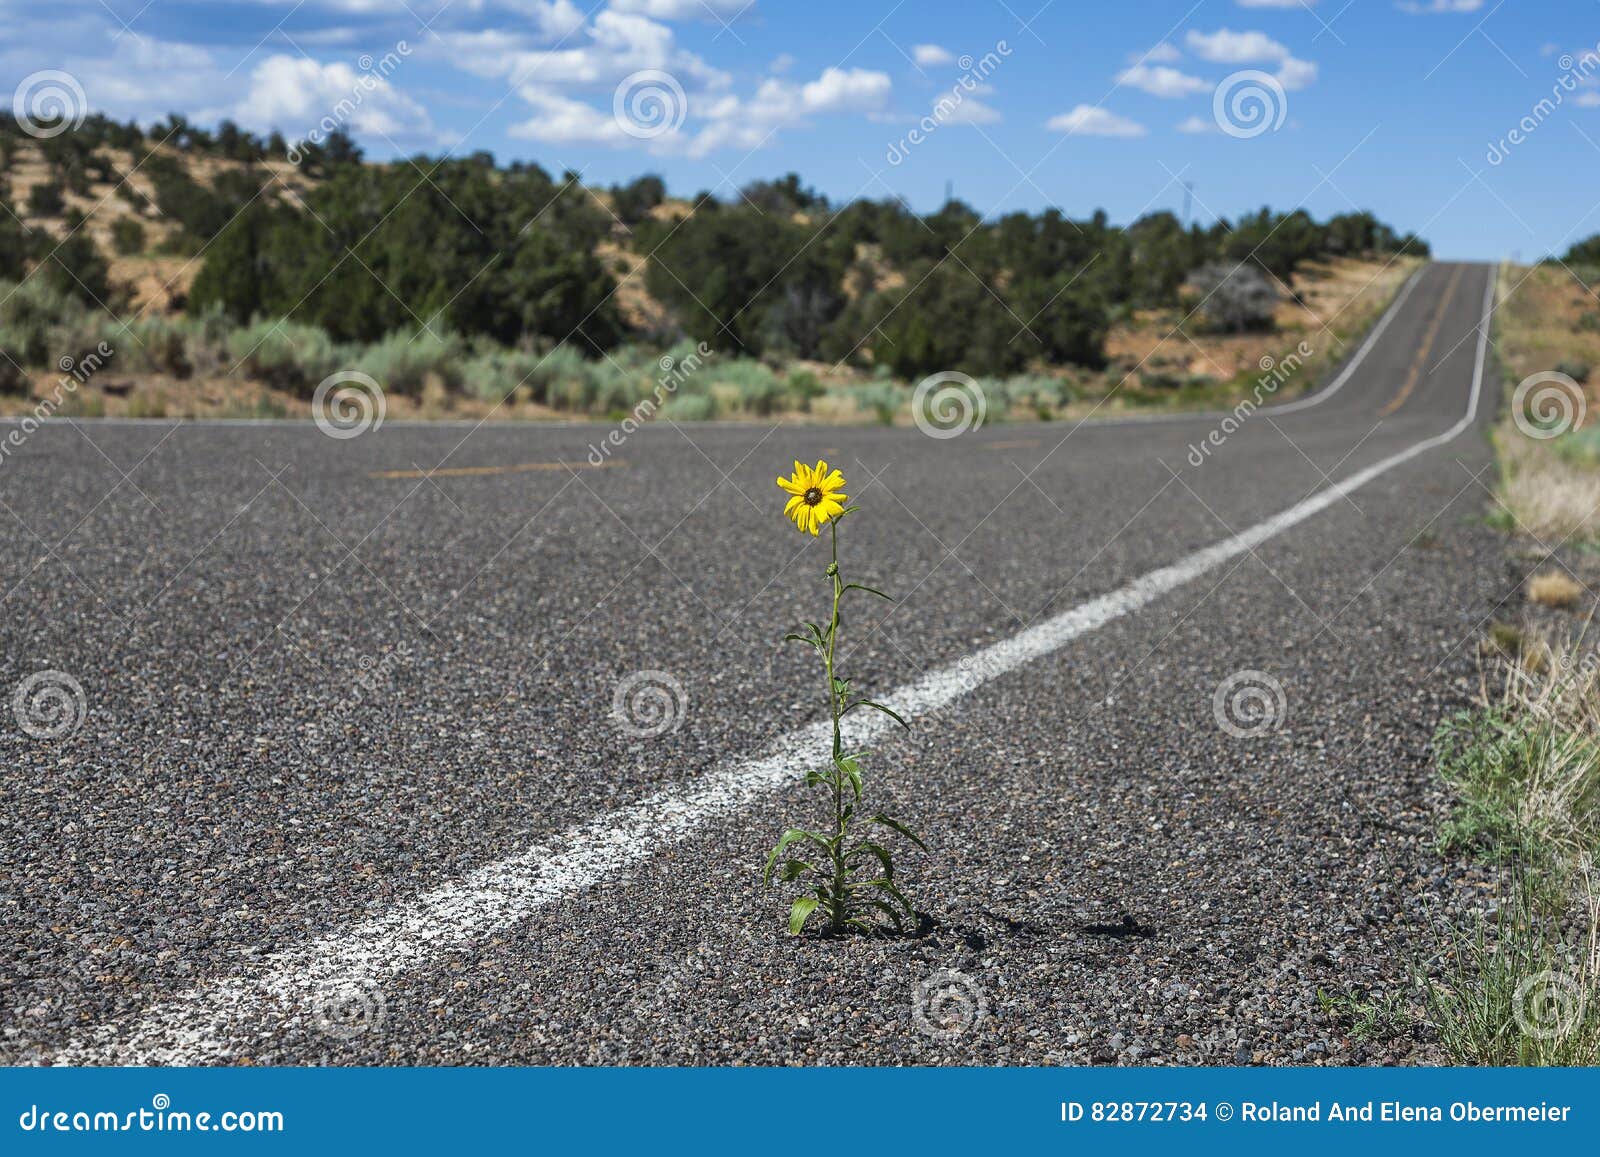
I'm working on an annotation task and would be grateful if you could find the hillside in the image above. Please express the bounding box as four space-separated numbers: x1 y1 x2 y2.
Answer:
1 115 1427 423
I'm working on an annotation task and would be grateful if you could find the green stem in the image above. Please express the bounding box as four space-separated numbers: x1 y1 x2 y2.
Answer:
824 517 846 931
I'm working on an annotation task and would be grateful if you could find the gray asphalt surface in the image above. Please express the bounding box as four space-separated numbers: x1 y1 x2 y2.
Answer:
1 261 1511 1065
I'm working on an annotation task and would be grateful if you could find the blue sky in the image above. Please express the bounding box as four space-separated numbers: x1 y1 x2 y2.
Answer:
3 0 1598 259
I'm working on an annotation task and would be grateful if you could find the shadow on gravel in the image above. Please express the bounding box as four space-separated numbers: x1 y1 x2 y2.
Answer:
789 909 1158 948
1079 914 1158 939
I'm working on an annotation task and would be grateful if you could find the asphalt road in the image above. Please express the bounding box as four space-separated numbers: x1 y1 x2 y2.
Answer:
1 261 1511 1065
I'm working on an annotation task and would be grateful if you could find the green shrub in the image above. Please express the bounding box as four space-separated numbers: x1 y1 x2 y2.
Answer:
851 383 900 425
661 392 718 421
110 217 147 256
590 359 652 412
358 329 465 397
0 277 82 367
108 315 193 377
461 348 544 403
786 369 826 411
1556 359 1591 385
521 344 599 409
27 182 64 217
715 359 785 415
224 318 346 396
1005 374 1068 409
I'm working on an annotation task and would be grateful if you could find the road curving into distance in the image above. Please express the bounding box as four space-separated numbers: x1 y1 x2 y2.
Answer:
0 262 1509 1065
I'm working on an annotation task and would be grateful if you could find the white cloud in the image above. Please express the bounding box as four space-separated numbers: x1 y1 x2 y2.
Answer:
1397 0 1483 12
1186 28 1291 63
239 55 439 144
1118 64 1210 97
1274 56 1318 90
1184 28 1317 90
1176 115 1216 133
940 96 1001 125
913 44 955 66
608 0 752 18
1046 104 1146 137
800 66 892 112
445 10 729 91
510 58 893 157
492 0 587 39
681 66 891 154
1577 90 1600 107
1143 43 1182 63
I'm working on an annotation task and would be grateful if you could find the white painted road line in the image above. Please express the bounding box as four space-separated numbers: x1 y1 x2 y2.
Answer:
45 267 1493 1066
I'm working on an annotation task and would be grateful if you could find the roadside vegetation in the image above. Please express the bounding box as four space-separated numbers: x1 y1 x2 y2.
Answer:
1323 255 1600 1064
1319 631 1600 1065
1425 638 1600 1064
1491 260 1600 542
2 112 1427 422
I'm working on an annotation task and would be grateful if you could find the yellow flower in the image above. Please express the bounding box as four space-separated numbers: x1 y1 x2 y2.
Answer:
777 459 848 536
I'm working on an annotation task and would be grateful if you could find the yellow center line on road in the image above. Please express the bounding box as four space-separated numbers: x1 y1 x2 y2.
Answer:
368 460 629 480
1379 264 1464 418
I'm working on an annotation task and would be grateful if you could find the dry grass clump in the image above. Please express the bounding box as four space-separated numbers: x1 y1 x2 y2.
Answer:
1528 569 1587 609
1495 430 1600 542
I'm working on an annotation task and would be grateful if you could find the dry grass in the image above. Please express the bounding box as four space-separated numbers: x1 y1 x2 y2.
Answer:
1529 570 1586 609
1493 264 1600 544
1498 262 1600 390
1422 629 1600 1065
1101 254 1421 391
1496 431 1600 540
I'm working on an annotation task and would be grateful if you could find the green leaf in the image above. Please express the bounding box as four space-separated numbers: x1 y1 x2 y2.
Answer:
866 813 928 851
789 896 819 935
865 898 907 931
846 841 895 878
836 755 863 800
846 699 909 730
764 828 833 884
861 877 916 918
844 582 894 602
781 859 813 882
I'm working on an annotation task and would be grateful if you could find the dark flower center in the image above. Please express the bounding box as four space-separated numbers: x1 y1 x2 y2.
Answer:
804 487 823 506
